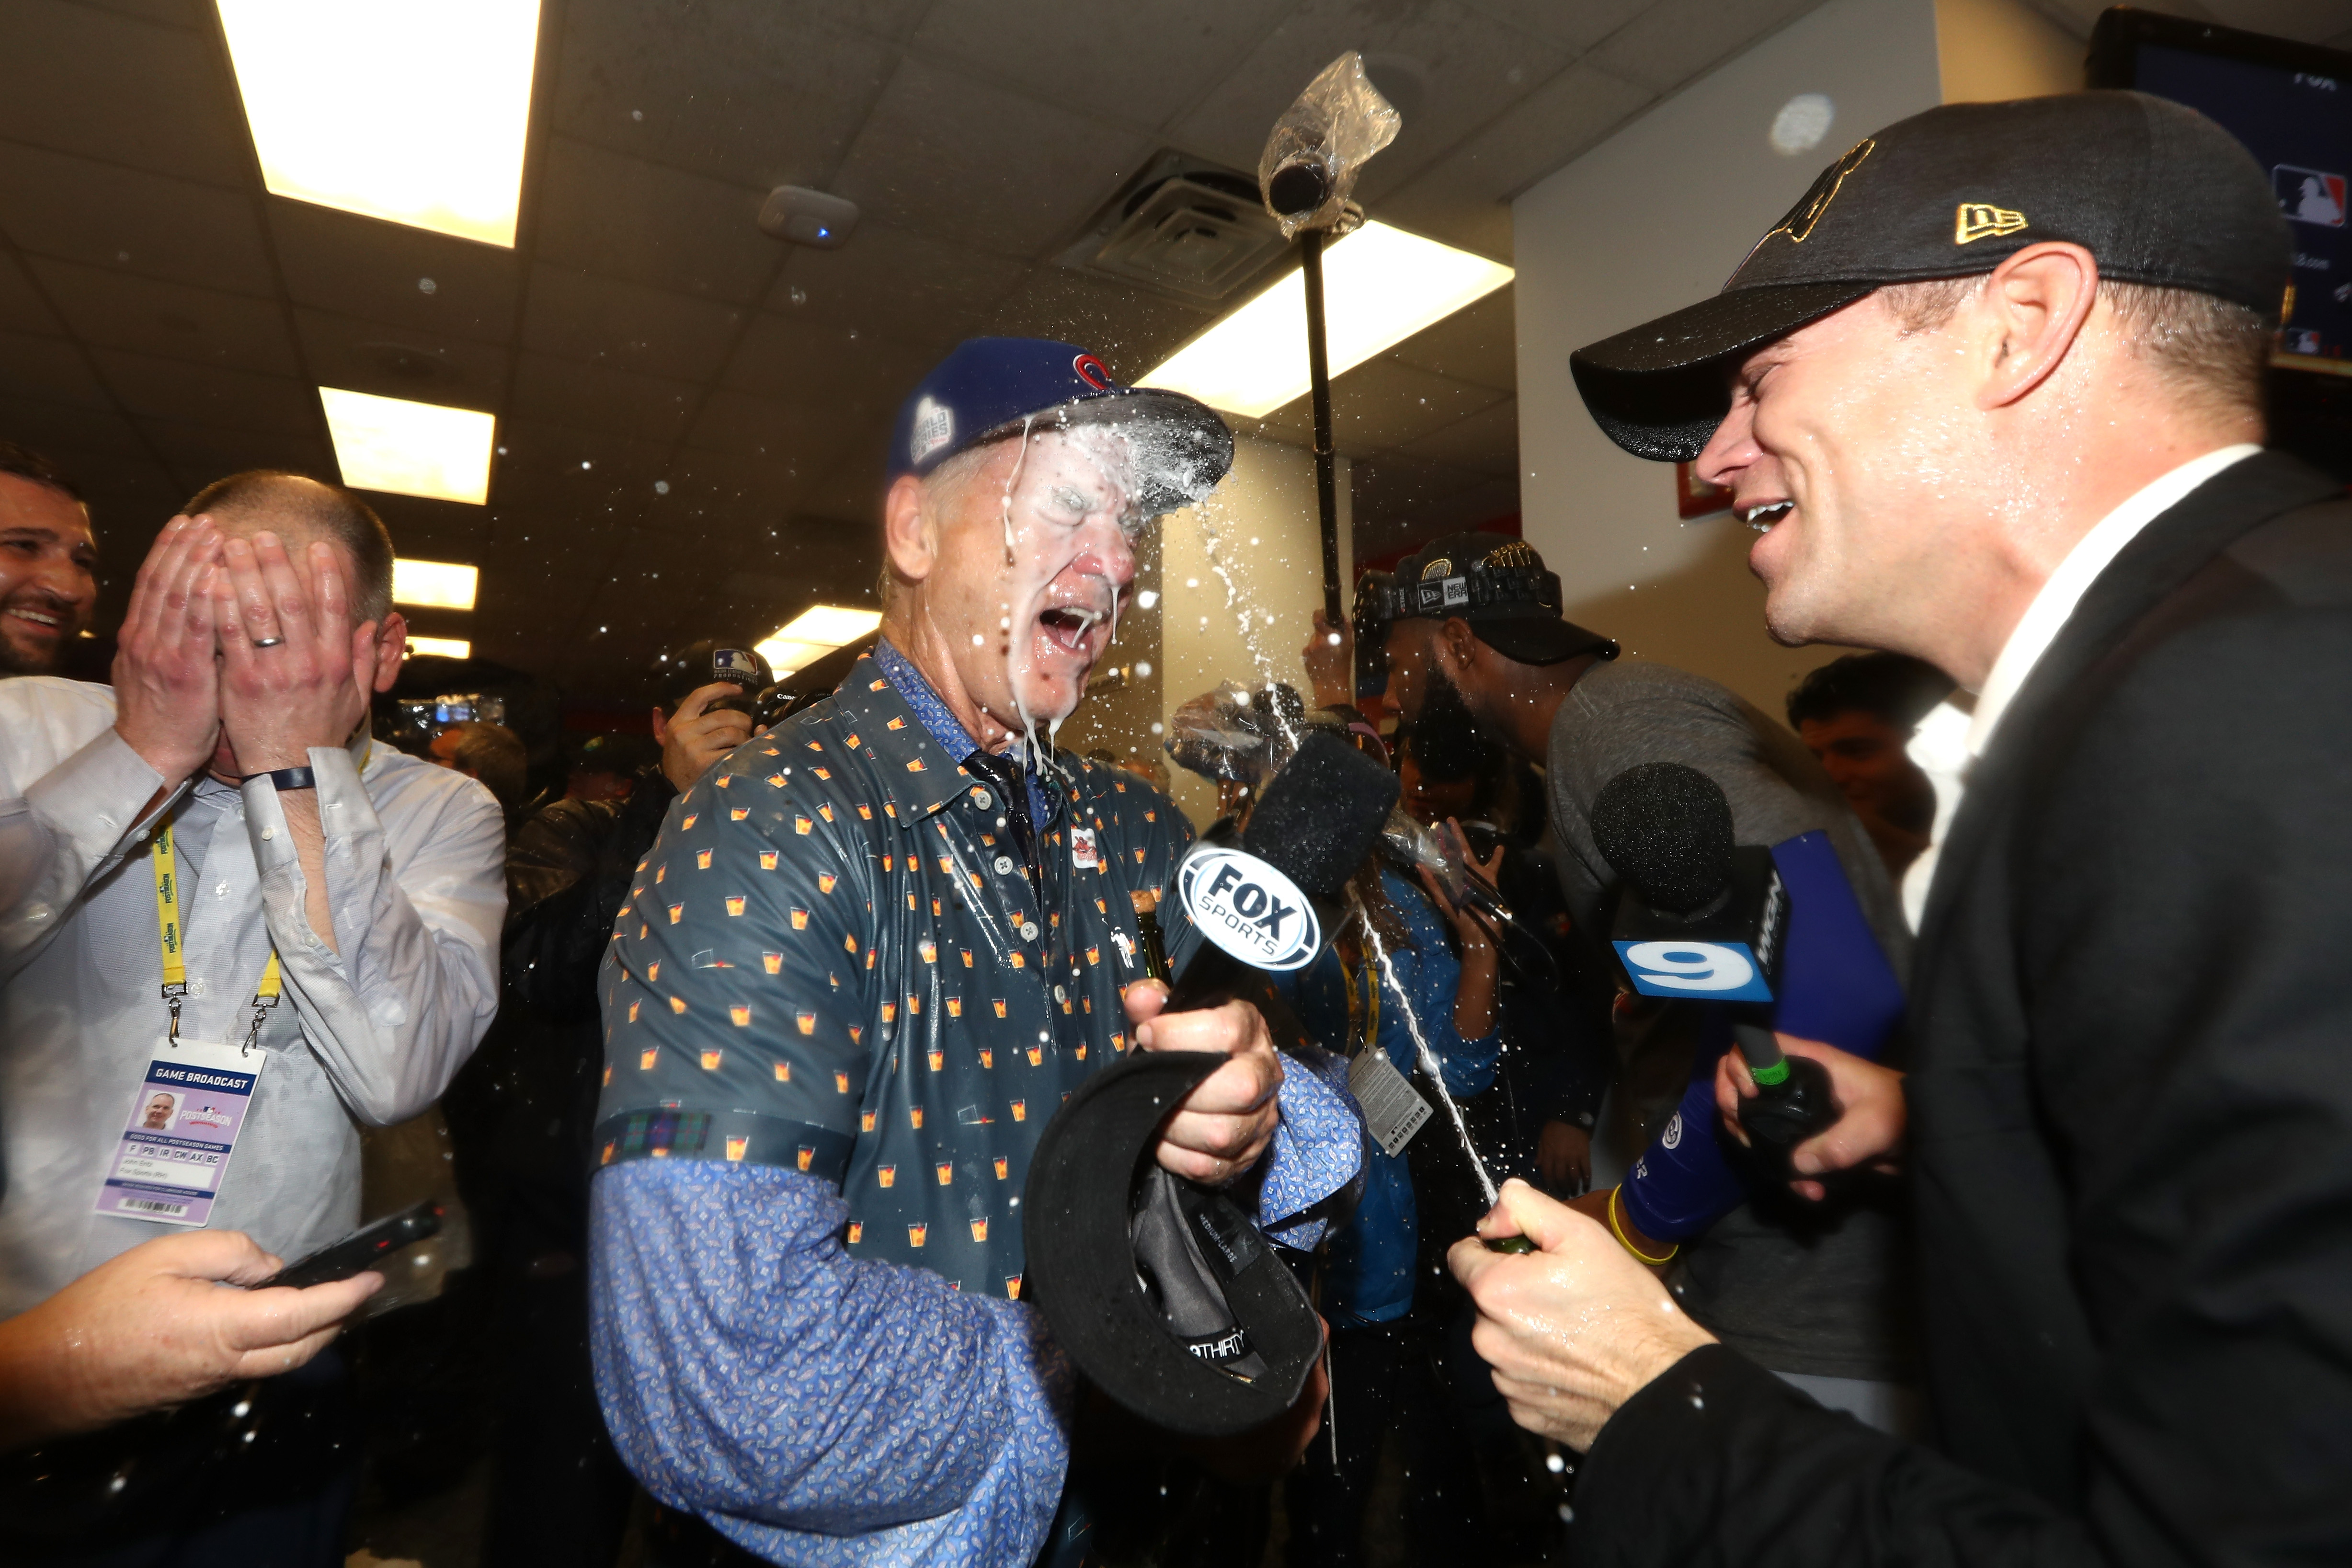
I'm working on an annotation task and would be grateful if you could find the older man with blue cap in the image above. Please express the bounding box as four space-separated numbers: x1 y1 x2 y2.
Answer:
585 339 1362 1566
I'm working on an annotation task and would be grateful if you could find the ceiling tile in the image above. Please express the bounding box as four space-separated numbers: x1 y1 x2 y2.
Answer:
1460 0 1660 55
661 446 811 516
69 0 209 24
269 201 523 345
1583 0 1823 95
356 491 495 559
28 257 299 377
0 253 60 334
521 264 748 383
548 0 896 190
535 137 781 305
510 351 700 444
0 327 109 408
1385 286 1516 390
488 418 671 514
765 219 1030 346
719 311 936 408
912 0 1277 131
829 56 1154 258
136 415 337 494
93 348 317 435
0 393 141 463
685 389 869 462
1168 0 1564 189
1326 361 1507 454
0 1 252 184
984 269 1214 375
1372 60 1654 230
0 140 276 295
1395 396 1517 474
293 308 511 410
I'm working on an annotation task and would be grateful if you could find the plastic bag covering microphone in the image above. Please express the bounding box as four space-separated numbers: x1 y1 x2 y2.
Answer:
1256 50 1400 237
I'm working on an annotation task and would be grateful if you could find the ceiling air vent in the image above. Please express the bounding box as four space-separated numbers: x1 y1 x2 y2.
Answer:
1080 161 1288 303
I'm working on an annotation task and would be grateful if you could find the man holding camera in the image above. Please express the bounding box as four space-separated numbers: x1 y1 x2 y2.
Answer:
0 471 504 1561
446 639 771 1567
586 340 1360 1565
1452 93 2352 1564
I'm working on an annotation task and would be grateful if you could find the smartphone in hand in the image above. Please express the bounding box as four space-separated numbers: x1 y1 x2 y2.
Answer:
255 1201 442 1291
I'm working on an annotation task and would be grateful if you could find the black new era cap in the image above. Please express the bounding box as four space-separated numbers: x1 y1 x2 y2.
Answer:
1572 92 2292 462
1374 533 1619 667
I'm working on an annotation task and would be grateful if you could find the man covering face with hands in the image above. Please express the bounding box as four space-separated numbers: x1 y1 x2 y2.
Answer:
586 339 1361 1568
0 471 504 1563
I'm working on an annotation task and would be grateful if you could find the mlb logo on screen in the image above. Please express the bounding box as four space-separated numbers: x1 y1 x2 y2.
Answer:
2275 165 2346 228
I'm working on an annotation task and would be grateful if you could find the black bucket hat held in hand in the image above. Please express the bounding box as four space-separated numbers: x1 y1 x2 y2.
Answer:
1023 1049 1324 1437
1373 533 1618 667
1571 91 2293 463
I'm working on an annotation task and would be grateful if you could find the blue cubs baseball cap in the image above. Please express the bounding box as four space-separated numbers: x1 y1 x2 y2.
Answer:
887 337 1235 518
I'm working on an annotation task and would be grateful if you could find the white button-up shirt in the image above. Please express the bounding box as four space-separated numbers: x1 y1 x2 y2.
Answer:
1901 444 2261 930
0 677 505 1314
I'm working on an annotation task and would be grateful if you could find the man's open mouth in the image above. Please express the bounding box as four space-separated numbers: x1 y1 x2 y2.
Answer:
1739 501 1793 532
4 605 62 635
1037 604 1107 657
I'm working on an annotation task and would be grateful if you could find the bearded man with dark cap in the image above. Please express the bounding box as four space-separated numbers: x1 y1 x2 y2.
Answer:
1448 92 2352 1565
1369 533 1917 1431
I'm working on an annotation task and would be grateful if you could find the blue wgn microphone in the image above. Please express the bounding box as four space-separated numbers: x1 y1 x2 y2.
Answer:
1592 762 1838 1171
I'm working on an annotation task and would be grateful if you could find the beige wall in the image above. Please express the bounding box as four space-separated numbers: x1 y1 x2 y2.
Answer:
1511 0 1945 717
1056 434 1348 832
1937 0 2080 103
1510 0 2087 718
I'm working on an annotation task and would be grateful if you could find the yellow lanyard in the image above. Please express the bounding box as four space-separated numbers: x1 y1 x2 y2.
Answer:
150 823 282 1048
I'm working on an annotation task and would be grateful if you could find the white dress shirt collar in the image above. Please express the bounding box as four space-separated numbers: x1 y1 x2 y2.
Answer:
1901 442 2261 930
1967 443 2259 758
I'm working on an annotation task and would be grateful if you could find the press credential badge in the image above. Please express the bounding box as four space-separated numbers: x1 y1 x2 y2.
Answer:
99 821 274 1227
97 1038 265 1226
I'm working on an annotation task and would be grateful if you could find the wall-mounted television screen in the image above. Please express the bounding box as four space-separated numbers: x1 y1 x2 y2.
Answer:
2090 8 2352 378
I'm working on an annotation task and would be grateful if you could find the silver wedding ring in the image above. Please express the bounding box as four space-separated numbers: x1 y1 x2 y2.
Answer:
251 636 285 649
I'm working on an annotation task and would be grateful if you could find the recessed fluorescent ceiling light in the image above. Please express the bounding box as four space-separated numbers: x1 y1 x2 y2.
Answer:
756 606 883 675
320 388 496 505
393 558 479 611
776 606 884 645
217 0 540 248
1139 222 1514 419
407 636 472 659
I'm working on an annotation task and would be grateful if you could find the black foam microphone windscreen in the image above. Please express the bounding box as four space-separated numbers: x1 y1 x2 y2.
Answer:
1591 761 1735 916
1241 731 1400 901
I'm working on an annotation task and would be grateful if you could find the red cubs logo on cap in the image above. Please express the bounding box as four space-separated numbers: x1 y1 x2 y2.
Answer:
1072 353 1113 391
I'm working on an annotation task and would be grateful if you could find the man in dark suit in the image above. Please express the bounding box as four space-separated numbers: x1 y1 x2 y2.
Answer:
1447 92 2352 1563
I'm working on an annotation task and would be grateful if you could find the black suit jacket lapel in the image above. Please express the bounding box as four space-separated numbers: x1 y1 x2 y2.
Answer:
1915 450 2344 972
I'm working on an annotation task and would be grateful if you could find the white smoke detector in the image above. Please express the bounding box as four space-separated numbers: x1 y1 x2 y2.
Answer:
757 186 859 248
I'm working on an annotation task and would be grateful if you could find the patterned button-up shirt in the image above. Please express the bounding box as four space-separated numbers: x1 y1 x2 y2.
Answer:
593 645 1350 1296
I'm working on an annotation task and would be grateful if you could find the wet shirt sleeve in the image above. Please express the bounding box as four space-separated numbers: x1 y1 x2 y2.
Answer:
589 1158 1073 1565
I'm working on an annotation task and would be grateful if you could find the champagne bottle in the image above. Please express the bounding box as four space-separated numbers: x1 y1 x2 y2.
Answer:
1130 888 1171 985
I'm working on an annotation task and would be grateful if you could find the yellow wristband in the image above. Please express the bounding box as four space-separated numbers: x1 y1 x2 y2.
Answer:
1608 1185 1678 1266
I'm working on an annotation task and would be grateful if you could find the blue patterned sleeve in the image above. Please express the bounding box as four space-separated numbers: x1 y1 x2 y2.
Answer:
588 1158 1074 1566
1252 1043 1363 1249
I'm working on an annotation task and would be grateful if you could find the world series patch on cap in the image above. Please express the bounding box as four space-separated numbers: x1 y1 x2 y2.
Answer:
888 337 1235 519
1570 91 2293 463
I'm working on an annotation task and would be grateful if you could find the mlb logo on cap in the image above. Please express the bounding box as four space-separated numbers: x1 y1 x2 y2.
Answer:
713 648 761 679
